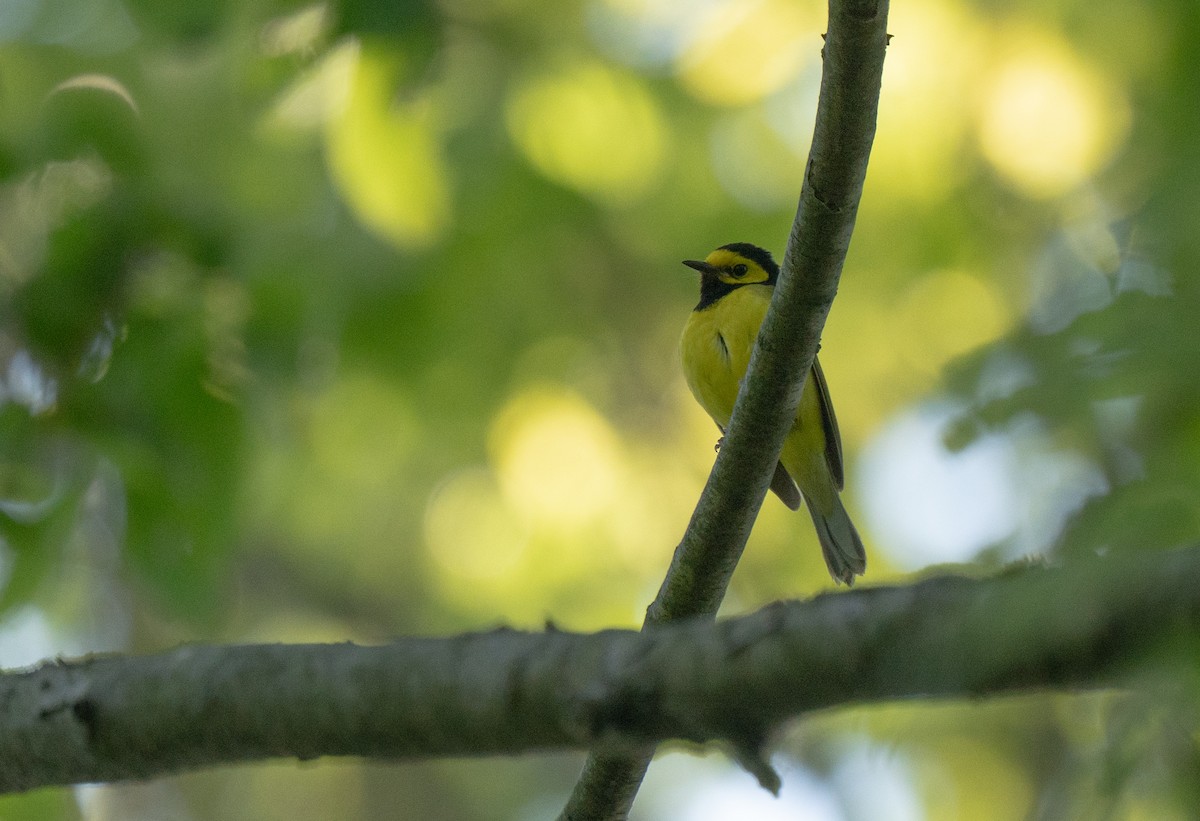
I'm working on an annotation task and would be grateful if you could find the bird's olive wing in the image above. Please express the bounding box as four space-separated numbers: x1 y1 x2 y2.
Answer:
811 356 845 491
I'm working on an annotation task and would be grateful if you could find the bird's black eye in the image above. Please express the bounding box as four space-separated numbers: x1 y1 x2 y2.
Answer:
731 264 748 277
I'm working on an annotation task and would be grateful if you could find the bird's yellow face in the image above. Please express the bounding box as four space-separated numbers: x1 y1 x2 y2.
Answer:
683 243 779 311
689 248 774 286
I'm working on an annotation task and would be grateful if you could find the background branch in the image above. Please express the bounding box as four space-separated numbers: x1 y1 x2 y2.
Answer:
562 0 890 816
5 546 1199 795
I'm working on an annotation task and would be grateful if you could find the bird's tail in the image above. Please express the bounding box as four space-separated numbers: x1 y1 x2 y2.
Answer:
807 495 867 585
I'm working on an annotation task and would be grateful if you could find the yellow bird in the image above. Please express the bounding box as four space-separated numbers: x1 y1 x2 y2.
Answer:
680 243 866 584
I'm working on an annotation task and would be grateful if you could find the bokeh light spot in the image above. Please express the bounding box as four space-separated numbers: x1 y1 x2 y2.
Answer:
424 468 530 582
506 60 666 203
326 41 450 248
833 740 924 821
489 387 622 530
978 33 1129 199
675 0 817 106
642 752 842 821
871 0 984 202
859 403 1018 568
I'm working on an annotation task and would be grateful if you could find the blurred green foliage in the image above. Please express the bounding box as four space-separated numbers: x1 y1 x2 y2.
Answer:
2 0 1200 818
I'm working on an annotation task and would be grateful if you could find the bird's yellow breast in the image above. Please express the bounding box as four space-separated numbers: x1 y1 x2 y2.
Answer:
680 284 773 429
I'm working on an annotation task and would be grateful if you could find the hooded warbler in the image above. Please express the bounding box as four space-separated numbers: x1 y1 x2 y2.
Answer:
680 242 866 585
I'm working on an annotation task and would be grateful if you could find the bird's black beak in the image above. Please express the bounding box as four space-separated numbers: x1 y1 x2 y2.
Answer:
682 259 721 276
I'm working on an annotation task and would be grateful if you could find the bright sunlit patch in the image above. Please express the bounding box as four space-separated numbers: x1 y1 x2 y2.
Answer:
860 403 1110 569
978 31 1129 199
641 752 842 821
326 41 450 248
832 739 924 821
675 0 818 106
263 39 357 133
505 60 666 203
859 403 1018 568
488 387 622 529
870 0 984 202
0 606 62 668
424 467 531 582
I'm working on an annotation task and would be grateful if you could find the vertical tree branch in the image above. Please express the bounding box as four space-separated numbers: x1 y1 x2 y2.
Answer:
560 1 890 818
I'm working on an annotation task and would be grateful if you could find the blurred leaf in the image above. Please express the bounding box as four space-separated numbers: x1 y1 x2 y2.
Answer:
324 40 451 249
84 285 245 622
37 75 147 175
13 192 131 374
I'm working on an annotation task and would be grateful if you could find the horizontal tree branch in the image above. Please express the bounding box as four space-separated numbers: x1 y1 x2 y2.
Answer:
3 545 1198 794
